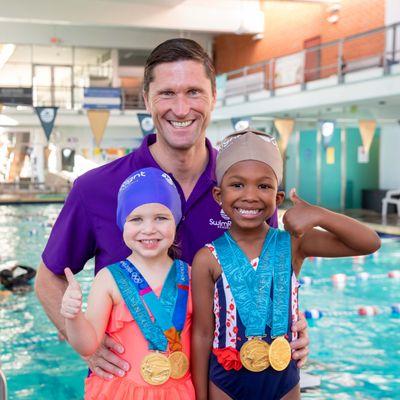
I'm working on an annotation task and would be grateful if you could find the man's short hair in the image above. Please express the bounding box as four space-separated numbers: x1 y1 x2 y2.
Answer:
143 38 216 94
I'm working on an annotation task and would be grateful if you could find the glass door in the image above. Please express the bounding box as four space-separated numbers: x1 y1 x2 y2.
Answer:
33 65 72 108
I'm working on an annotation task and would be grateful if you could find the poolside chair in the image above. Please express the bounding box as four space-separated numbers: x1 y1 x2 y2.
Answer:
382 189 400 216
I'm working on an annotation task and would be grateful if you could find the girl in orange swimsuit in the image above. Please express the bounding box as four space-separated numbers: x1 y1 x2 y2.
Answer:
61 167 195 400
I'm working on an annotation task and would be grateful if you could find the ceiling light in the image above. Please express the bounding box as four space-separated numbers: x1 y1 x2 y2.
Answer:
321 121 335 137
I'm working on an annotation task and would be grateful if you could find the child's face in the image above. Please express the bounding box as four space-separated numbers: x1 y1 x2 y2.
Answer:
213 160 284 230
123 203 176 259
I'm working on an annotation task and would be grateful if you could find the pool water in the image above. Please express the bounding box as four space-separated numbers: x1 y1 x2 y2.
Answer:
0 204 399 399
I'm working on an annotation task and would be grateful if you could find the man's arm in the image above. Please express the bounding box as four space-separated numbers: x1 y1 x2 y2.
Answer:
35 261 130 380
35 261 68 337
291 313 309 368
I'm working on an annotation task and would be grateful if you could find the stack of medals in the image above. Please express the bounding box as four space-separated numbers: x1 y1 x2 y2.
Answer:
213 229 292 373
108 259 190 385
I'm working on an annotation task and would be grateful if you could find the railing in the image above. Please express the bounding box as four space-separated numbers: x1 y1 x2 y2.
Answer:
218 22 400 100
0 368 7 400
0 60 146 110
29 85 145 110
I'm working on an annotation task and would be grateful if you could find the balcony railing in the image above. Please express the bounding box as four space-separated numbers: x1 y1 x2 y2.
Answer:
0 60 146 110
217 22 400 101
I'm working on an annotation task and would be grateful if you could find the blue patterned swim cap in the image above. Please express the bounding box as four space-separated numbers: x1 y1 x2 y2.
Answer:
116 167 182 230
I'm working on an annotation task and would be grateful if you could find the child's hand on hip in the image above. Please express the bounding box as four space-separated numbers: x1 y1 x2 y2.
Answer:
283 188 324 237
61 268 82 319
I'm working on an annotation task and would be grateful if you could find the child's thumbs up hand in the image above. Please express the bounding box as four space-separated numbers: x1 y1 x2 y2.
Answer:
289 188 302 205
61 268 83 319
283 188 322 237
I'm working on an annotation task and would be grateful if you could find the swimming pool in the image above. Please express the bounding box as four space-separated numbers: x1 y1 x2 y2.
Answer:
0 204 399 399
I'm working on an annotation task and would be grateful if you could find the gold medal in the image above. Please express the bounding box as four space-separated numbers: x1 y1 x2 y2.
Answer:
169 350 189 379
140 352 171 385
269 336 291 371
239 338 270 372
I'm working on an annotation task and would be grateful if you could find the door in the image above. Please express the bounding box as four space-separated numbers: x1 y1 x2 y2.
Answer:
33 65 72 107
304 36 321 82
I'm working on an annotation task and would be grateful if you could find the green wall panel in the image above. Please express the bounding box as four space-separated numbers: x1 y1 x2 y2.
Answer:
321 128 341 210
345 128 380 209
284 132 298 196
299 130 317 204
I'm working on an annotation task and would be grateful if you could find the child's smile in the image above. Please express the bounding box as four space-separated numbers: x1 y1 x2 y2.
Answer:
234 207 264 218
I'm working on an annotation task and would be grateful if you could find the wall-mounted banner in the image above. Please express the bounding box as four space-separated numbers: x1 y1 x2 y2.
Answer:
87 109 110 146
0 87 33 106
274 118 294 152
35 107 59 141
358 120 376 154
274 53 304 88
83 87 121 110
137 113 155 136
231 116 251 131
326 147 335 164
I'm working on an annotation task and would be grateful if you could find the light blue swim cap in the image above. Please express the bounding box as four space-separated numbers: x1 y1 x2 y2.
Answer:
116 167 182 231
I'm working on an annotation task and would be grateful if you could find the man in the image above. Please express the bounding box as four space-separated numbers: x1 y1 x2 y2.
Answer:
35 38 309 380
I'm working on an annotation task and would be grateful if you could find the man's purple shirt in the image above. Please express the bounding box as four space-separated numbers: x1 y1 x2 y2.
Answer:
42 134 278 275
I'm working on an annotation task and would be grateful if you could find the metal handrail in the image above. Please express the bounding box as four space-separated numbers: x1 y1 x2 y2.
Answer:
0 368 7 400
220 22 400 98
0 84 146 110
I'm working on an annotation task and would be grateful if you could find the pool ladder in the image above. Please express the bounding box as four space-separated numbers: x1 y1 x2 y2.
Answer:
0 368 7 400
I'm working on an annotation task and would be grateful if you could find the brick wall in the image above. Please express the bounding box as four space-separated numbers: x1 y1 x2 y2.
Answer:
213 0 385 75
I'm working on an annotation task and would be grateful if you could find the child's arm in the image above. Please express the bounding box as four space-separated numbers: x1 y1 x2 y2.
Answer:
283 189 381 274
191 247 218 400
61 268 113 357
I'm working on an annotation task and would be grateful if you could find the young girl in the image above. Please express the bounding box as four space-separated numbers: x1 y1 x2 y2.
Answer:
191 130 381 400
61 167 195 399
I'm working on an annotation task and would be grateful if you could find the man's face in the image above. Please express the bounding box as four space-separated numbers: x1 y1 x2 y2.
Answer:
144 60 216 151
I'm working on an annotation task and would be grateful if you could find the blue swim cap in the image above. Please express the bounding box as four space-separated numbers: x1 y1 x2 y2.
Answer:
116 167 182 231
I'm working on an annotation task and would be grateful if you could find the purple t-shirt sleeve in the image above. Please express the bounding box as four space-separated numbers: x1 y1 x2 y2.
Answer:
267 208 279 229
42 179 96 275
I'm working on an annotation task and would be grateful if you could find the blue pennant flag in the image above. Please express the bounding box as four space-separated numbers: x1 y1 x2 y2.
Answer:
35 107 58 141
231 116 252 131
137 113 155 136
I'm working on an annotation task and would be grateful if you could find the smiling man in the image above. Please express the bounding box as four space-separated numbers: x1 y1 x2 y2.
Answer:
35 38 309 381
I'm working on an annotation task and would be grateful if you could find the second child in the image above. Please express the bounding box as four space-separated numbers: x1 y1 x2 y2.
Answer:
191 130 380 400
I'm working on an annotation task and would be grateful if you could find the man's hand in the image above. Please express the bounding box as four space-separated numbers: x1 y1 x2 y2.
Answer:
83 335 130 380
283 188 323 238
61 268 82 319
290 312 309 368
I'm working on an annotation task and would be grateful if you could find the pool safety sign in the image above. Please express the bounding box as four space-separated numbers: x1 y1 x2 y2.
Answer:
83 87 121 110
0 87 33 106
35 107 59 141
137 113 155 136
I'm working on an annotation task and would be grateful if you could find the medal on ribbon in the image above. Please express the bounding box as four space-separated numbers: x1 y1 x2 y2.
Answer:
108 259 190 385
213 228 292 372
